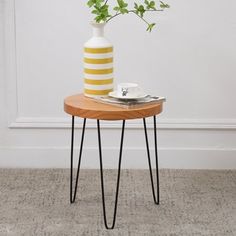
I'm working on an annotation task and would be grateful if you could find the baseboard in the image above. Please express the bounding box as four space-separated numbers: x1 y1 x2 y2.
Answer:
0 147 236 169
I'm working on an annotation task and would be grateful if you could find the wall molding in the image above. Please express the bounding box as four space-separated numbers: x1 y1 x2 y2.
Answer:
5 0 19 127
8 117 236 130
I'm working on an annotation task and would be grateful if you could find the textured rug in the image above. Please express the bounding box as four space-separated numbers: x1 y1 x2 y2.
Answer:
0 169 236 236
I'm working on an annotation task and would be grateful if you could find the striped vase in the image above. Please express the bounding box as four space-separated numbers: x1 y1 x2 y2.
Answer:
84 22 114 97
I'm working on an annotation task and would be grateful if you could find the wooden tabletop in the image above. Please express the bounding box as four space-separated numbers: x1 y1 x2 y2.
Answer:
64 94 163 120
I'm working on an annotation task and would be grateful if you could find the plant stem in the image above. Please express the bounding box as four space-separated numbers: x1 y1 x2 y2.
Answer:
106 9 163 24
106 12 122 23
101 0 108 9
130 11 150 26
145 9 163 12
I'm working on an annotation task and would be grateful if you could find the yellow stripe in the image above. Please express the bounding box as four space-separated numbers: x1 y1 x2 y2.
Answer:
84 78 113 85
84 68 113 75
84 47 113 54
84 88 113 95
84 57 113 64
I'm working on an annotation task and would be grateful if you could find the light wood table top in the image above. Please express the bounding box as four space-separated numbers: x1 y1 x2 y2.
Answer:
64 94 163 120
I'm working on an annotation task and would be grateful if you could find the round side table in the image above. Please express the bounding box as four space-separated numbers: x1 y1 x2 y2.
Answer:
64 94 164 229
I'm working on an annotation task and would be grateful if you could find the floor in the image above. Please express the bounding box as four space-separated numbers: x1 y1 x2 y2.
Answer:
0 169 236 236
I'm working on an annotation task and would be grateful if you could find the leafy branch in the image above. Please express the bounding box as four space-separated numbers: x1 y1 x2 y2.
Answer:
87 0 170 32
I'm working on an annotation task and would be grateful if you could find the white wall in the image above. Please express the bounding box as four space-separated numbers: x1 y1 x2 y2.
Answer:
1 0 236 169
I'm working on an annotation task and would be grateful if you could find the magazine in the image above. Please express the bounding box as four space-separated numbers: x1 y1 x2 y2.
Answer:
92 95 166 109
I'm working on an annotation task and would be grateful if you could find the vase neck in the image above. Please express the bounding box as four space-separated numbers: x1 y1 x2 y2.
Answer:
91 22 105 37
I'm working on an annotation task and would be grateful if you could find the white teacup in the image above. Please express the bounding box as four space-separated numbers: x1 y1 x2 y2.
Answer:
117 83 143 97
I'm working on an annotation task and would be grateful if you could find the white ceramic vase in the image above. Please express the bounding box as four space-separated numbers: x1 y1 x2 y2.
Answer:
83 22 114 97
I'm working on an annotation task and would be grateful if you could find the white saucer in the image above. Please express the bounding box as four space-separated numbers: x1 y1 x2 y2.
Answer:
109 91 147 100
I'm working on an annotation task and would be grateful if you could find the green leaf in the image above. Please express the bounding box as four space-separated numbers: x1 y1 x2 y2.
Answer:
160 1 170 8
146 23 156 32
120 8 128 14
91 9 99 14
100 4 109 11
87 0 96 8
89 1 111 23
144 0 150 9
149 1 156 9
117 0 124 7
95 15 102 22
113 6 120 11
144 0 156 10
114 0 128 15
138 5 145 17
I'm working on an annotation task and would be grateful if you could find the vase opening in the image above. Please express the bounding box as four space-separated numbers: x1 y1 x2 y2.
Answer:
91 22 106 37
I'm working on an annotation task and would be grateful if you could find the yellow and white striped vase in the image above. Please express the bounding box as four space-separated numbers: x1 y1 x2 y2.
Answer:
84 22 114 98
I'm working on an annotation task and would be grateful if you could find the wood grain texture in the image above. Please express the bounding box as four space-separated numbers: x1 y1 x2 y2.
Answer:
64 94 163 120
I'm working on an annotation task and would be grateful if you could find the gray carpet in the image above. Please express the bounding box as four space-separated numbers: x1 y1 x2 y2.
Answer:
0 169 236 236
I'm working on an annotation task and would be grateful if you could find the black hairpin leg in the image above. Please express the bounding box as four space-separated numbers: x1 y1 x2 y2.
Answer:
143 116 159 205
70 116 86 203
97 119 125 229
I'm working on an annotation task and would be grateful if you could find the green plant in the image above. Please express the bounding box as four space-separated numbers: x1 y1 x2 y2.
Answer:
87 0 170 32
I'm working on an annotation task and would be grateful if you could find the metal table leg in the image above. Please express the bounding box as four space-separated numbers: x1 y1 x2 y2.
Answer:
97 119 125 229
143 116 160 204
69 116 159 229
70 116 86 203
